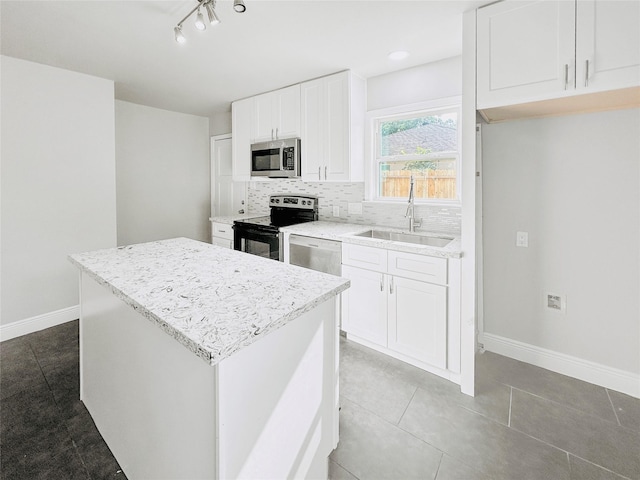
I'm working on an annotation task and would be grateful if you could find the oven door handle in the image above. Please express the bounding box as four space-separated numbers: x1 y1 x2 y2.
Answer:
233 225 279 239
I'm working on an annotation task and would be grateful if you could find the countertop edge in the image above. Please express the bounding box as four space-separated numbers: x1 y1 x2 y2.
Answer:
68 248 350 366
280 221 463 258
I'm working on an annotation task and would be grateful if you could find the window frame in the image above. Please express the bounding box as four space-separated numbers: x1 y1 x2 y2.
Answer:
365 96 462 205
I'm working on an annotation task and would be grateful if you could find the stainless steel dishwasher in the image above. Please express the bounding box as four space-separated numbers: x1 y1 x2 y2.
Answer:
289 234 342 276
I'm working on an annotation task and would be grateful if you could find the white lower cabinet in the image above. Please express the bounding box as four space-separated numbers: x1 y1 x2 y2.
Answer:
341 265 388 346
388 275 446 369
211 222 233 249
341 243 449 373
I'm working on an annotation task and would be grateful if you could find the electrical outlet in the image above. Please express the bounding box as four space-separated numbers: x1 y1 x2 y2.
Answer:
545 293 566 313
516 231 529 247
333 206 340 217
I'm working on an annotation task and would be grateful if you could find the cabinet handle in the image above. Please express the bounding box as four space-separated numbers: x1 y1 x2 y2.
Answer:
389 277 394 294
271 128 274 141
380 275 384 292
585 59 590 87
275 127 279 139
563 64 569 90
324 166 327 180
318 166 321 180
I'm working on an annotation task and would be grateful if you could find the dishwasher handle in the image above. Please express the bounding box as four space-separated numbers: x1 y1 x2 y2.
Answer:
289 235 341 252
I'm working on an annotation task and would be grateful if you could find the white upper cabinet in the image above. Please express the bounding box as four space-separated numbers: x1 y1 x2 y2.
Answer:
231 97 252 181
576 0 640 91
477 0 640 111
252 84 300 142
300 71 365 182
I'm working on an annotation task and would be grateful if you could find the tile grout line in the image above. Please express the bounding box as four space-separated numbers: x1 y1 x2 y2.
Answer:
397 386 418 426
432 452 444 480
507 386 513 427
605 388 622 427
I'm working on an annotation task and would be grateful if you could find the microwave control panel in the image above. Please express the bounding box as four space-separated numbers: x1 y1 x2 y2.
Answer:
283 146 295 170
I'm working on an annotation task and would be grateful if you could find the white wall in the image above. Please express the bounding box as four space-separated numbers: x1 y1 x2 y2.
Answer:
482 108 640 378
115 101 210 245
1 56 116 327
367 56 462 111
209 111 231 136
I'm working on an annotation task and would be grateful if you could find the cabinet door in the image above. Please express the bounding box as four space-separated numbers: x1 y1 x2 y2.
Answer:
253 92 274 142
274 84 300 140
324 72 350 181
231 98 252 181
388 276 447 369
300 78 324 181
576 0 640 92
477 0 576 108
341 265 387 347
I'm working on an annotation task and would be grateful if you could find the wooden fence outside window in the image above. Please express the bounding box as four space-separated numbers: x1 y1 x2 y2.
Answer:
380 170 457 199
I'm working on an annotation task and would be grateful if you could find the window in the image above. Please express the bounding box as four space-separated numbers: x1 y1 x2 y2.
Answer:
372 105 460 202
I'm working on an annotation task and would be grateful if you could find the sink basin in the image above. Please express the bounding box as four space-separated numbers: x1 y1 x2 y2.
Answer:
354 230 454 247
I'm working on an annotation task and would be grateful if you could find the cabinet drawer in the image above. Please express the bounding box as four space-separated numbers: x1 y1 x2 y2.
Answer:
212 222 234 241
387 250 447 285
211 237 232 249
341 243 387 273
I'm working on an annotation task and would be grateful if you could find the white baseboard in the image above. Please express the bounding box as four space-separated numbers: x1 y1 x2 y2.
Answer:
0 306 79 342
480 333 640 399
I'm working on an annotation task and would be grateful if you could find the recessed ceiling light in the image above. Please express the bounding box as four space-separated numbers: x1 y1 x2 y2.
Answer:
388 50 409 61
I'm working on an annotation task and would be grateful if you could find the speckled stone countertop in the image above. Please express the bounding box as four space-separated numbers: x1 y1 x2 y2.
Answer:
209 213 266 225
68 237 349 366
281 221 463 259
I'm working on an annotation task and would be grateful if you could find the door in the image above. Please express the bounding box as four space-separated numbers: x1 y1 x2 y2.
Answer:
341 265 387 346
576 0 640 91
476 0 575 108
300 78 324 181
211 135 246 217
325 72 350 181
388 276 447 369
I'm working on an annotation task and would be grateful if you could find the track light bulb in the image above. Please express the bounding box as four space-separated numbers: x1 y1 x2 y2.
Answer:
205 1 220 25
233 0 246 13
195 8 206 30
174 25 186 44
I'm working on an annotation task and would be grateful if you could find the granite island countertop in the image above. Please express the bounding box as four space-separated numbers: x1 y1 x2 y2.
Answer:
69 237 349 366
281 221 463 259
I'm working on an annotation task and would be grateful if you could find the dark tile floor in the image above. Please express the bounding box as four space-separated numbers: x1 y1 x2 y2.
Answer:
1 321 639 479
330 339 640 480
0 320 125 479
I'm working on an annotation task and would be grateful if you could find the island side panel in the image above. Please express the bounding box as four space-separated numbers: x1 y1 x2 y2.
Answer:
79 272 217 480
217 297 338 480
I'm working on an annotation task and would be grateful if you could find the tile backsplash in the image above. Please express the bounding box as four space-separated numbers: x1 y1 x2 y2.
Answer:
246 179 461 235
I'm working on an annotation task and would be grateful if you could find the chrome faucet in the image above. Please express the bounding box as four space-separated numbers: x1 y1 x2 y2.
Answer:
405 175 422 232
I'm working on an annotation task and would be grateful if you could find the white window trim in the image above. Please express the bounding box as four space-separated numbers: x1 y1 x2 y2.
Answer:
364 95 462 205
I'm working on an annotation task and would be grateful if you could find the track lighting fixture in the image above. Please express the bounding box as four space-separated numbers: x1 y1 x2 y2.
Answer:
233 0 246 13
174 0 245 44
174 25 186 44
205 1 220 26
194 8 206 30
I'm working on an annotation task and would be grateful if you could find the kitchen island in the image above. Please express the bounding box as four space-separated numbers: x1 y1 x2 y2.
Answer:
68 237 349 480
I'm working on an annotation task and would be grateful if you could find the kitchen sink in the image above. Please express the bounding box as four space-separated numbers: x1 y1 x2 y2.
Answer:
354 230 454 247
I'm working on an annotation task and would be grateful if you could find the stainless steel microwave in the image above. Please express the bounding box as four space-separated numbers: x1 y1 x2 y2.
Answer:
251 138 301 178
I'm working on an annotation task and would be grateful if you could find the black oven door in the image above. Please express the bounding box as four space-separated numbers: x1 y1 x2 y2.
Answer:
233 225 280 261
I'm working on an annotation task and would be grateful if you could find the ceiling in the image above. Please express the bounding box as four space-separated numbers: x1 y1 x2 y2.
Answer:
1 1 490 118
